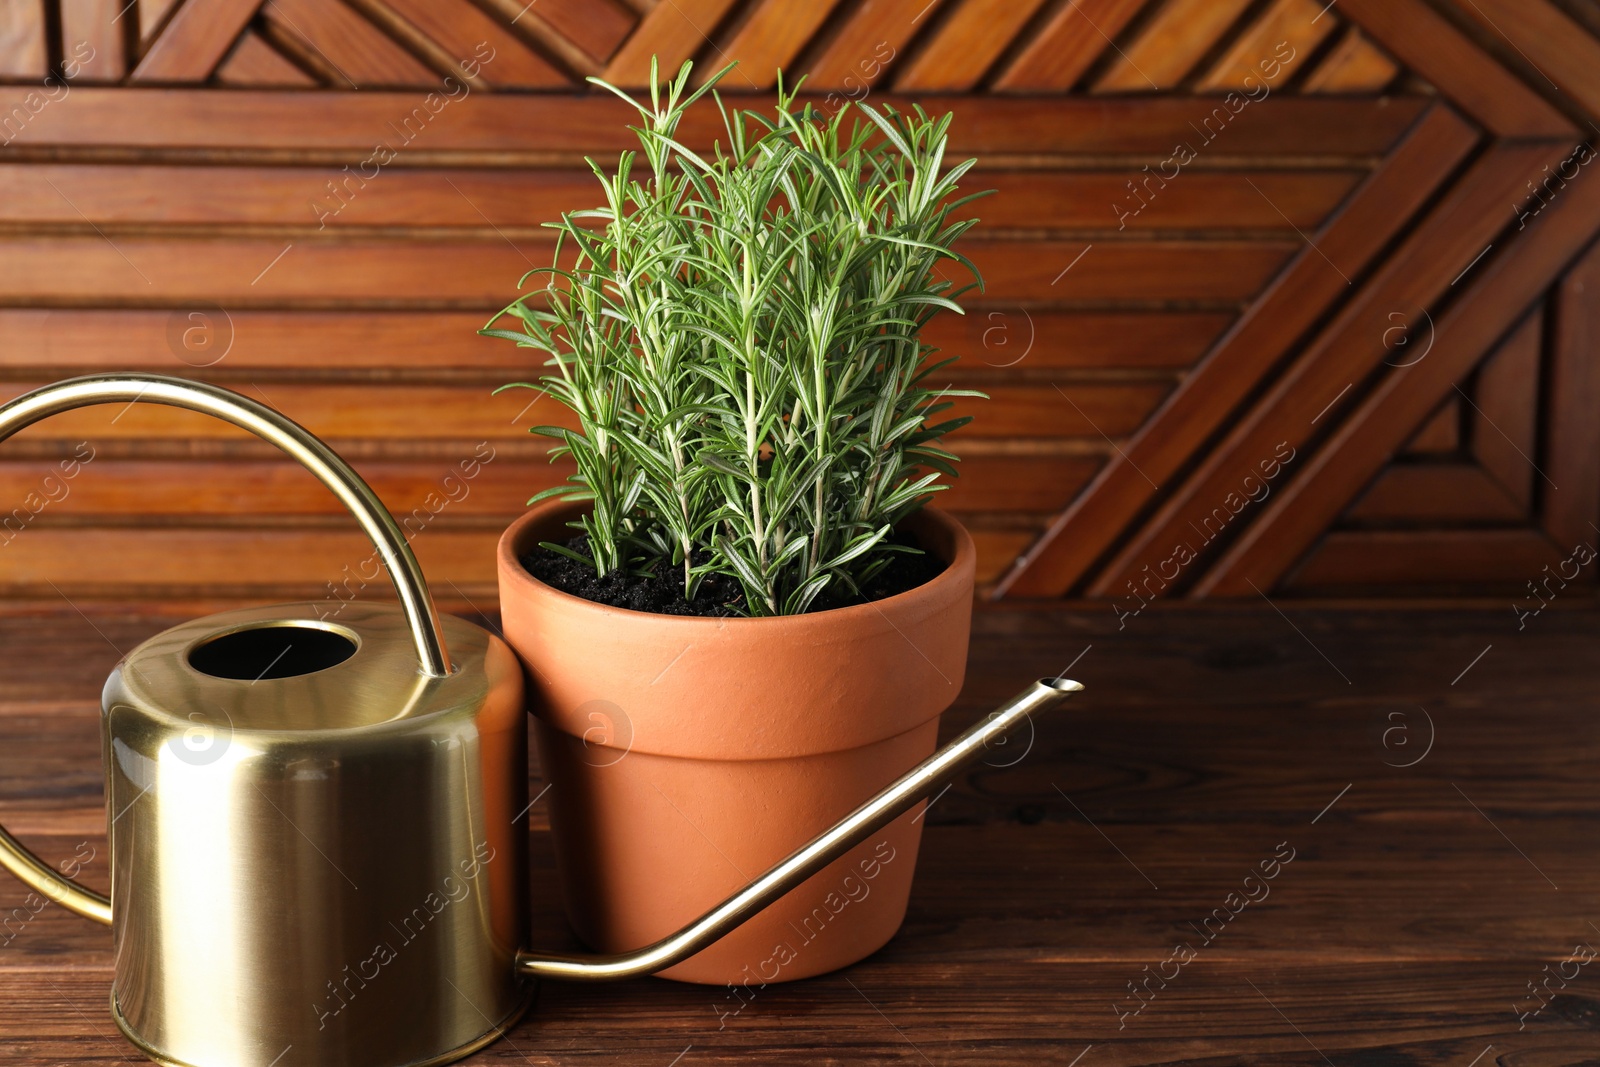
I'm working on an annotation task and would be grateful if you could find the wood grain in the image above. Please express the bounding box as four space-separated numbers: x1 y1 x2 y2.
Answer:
0 89 1428 157
1447 0 1600 119
0 309 531 370
4 605 1600 1062
998 104 1478 597
0 457 560 516
0 524 1034 596
0 163 1363 232
946 382 1171 438
1194 0 1333 91
214 30 317 87
1284 529 1565 591
992 0 1146 92
0 306 1210 376
711 0 841 88
1091 142 1568 600
0 235 1293 306
0 0 46 78
966 238 1295 303
0 453 1094 521
1544 238 1600 551
803 0 936 89
1336 0 1575 137
0 235 544 305
0 381 554 440
260 0 435 89
1404 399 1462 456
1093 0 1255 91
375 0 567 88
516 0 638 66
1469 309 1541 513
129 0 262 82
921 309 1232 371
1200 143 1600 596
893 0 1053 91
981 169 1364 231
1344 463 1524 524
0 526 503 594
602 0 739 87
58 0 128 82
0 1 1597 605
138 0 181 44
0 378 1154 444
1302 29 1398 93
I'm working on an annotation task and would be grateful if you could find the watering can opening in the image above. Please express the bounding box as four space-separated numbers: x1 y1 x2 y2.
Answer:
187 621 359 681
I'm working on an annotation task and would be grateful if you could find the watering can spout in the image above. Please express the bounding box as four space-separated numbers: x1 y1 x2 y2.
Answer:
514 676 1084 981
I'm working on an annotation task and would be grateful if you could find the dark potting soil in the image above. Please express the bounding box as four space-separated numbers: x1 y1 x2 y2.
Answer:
521 531 947 618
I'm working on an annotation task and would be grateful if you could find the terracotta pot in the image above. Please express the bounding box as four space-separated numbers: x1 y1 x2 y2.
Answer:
496 500 976 985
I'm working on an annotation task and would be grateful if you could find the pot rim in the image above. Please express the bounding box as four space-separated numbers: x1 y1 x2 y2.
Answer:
496 499 976 628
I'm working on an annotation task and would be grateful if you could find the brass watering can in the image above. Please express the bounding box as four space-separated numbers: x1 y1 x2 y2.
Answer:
0 374 1082 1067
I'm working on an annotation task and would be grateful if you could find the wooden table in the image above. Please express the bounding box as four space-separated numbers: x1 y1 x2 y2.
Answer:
2 602 1597 1065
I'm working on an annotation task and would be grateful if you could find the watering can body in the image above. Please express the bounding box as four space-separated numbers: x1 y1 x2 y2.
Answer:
101 603 529 1067
0 374 1082 1067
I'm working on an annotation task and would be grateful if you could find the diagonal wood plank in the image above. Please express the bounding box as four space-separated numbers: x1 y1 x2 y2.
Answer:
1198 158 1600 595
893 0 1050 91
706 0 843 88
261 0 433 88
1405 398 1462 456
991 0 1145 91
1336 0 1574 137
1089 140 1571 601
804 0 935 90
139 0 184 44
603 0 739 87
373 0 568 87
1468 308 1541 513
1193 0 1333 91
1445 0 1600 122
130 0 262 82
995 104 1478 598
1345 463 1525 524
1543 238 1600 549
1302 29 1398 92
1093 0 1254 92
214 28 316 85
509 0 637 66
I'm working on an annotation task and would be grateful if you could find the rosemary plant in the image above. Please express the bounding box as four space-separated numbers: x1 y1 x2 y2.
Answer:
486 60 987 616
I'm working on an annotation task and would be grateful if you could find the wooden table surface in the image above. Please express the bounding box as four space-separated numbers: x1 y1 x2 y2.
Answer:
2 602 1597 1065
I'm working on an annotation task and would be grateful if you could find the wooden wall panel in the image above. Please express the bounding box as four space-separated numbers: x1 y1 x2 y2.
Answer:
215 30 316 86
0 0 1596 607
1194 0 1332 90
1544 241 1600 549
0 0 46 77
1094 0 1255 91
258 0 436 88
58 0 127 81
1302 30 1397 92
129 0 262 82
893 0 1050 91
992 0 1146 91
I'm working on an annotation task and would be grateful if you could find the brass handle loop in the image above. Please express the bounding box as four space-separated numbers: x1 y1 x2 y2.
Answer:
0 373 453 925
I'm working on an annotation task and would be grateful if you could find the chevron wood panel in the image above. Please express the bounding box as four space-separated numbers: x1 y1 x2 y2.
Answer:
0 0 1597 607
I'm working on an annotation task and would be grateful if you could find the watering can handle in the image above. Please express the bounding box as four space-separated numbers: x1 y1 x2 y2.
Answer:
0 372 453 924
